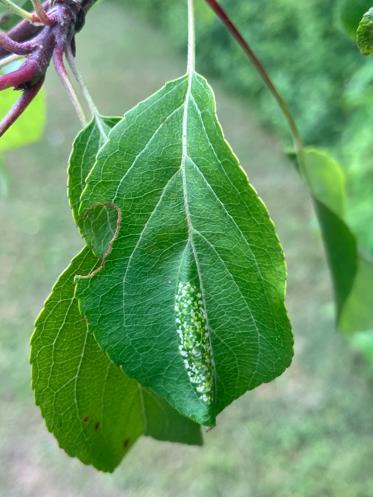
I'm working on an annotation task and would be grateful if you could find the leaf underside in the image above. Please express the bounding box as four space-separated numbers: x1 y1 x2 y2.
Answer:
75 72 293 426
31 118 202 473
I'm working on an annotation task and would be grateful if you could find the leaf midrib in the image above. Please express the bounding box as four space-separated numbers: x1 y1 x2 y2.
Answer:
180 70 217 403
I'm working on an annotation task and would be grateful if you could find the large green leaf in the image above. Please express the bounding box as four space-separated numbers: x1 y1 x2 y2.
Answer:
32 117 202 472
0 87 46 152
31 247 202 473
301 148 373 332
75 73 293 426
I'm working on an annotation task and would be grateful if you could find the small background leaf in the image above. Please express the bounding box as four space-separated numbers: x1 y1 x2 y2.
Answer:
339 0 373 38
0 87 46 152
356 7 373 55
0 0 31 31
302 148 373 332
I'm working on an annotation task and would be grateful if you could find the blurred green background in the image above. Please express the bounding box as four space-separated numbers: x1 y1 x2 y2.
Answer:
1 1 373 496
120 0 373 255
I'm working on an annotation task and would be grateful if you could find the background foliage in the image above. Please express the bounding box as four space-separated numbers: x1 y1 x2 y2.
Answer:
119 0 373 254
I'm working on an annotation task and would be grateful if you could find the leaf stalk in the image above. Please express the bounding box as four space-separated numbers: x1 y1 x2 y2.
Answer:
66 46 108 141
187 0 195 74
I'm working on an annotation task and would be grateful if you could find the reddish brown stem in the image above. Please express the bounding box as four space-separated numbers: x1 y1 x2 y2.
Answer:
0 32 34 55
0 9 46 58
204 0 304 158
0 59 41 90
0 0 98 136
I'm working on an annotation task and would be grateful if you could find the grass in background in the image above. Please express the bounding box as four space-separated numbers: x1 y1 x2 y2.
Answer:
1 3 373 496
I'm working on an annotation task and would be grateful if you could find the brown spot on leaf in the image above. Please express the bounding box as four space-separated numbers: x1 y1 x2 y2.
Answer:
83 416 89 423
94 421 100 431
123 439 130 449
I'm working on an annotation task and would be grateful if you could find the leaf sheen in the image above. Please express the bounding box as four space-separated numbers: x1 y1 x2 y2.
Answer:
75 73 293 426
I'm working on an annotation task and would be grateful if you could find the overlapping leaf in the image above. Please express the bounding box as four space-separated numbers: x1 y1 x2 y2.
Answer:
75 73 293 426
68 116 121 223
31 118 202 472
68 116 120 256
31 247 202 472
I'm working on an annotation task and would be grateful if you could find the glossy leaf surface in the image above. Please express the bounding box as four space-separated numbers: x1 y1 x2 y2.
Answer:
76 73 293 426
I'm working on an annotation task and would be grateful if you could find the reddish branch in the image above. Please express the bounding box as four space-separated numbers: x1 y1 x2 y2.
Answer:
204 0 304 158
0 0 94 137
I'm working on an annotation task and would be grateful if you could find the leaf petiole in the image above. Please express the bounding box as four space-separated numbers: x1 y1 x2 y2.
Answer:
65 46 108 142
53 47 87 126
187 0 195 74
0 52 22 68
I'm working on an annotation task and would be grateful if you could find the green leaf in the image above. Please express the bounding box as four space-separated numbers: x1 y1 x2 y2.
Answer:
0 87 46 152
31 247 202 473
339 256 373 332
302 148 373 332
68 117 120 223
68 117 120 256
313 200 358 315
357 7 373 55
75 73 293 426
339 0 373 38
302 148 358 313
